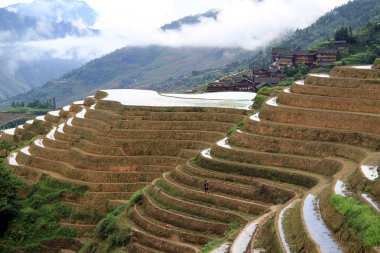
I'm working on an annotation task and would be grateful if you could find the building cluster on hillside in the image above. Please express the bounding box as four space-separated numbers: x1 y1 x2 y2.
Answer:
207 40 346 93
272 47 339 68
207 68 283 93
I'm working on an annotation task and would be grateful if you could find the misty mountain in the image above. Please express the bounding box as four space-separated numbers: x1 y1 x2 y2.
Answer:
161 10 219 31
0 1 99 102
7 0 97 28
0 8 97 42
6 46 253 107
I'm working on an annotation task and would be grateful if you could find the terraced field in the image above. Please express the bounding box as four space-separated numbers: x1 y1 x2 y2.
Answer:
4 63 380 252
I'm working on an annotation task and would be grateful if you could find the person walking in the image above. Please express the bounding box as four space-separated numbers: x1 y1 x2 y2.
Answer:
204 179 209 194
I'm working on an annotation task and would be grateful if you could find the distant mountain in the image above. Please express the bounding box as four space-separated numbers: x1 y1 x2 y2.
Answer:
0 8 97 42
0 4 98 101
6 46 253 107
7 0 97 28
161 10 219 31
280 0 380 48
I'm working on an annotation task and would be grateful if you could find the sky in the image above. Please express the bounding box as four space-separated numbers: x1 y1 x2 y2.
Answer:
0 0 350 63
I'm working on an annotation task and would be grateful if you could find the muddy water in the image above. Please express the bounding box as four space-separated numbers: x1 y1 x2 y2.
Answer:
334 180 353 197
202 148 212 159
67 117 74 126
34 139 45 148
217 138 231 149
62 105 71 111
278 202 295 253
57 123 65 134
46 127 57 140
210 243 231 253
36 115 45 121
266 97 278 107
102 89 254 109
21 146 31 156
48 110 60 116
361 165 379 180
8 152 19 166
250 112 260 122
230 220 259 253
362 194 380 213
3 128 16 135
76 106 87 118
303 194 343 253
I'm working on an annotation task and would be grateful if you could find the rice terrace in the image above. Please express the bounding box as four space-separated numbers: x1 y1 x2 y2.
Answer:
0 0 380 252
0 61 379 252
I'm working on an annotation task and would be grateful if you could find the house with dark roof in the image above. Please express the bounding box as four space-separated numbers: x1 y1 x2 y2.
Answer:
294 50 316 66
272 47 294 61
316 49 338 66
207 75 256 92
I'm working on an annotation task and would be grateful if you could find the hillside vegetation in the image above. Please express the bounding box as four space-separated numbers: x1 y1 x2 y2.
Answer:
280 0 380 48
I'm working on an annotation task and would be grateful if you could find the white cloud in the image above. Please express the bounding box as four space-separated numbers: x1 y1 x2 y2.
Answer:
0 0 350 65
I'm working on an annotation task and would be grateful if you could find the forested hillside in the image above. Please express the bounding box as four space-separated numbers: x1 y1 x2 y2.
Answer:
279 0 380 48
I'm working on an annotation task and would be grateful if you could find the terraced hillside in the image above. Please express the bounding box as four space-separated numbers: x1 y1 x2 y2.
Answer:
120 64 380 252
3 62 380 253
4 90 254 238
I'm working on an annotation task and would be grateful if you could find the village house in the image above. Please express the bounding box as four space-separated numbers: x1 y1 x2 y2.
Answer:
293 50 316 66
332 40 348 50
277 55 294 69
254 76 281 90
207 75 256 92
316 49 338 66
272 47 294 62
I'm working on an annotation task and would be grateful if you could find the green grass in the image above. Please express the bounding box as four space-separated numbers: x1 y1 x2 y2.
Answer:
200 222 240 253
332 195 380 247
257 87 273 96
226 128 234 136
200 238 225 253
0 176 87 250
252 94 266 109
335 51 377 66
80 190 143 253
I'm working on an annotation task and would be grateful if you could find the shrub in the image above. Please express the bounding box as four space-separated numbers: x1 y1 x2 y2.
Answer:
258 87 273 96
332 195 380 247
0 163 22 235
252 94 266 109
90 190 143 252
0 176 87 250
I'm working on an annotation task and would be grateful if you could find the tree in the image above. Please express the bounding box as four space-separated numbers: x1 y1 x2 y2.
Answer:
335 27 349 41
0 164 22 235
0 141 11 156
53 97 56 110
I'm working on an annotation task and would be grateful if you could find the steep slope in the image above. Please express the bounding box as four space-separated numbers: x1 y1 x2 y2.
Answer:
8 46 252 107
279 0 380 48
